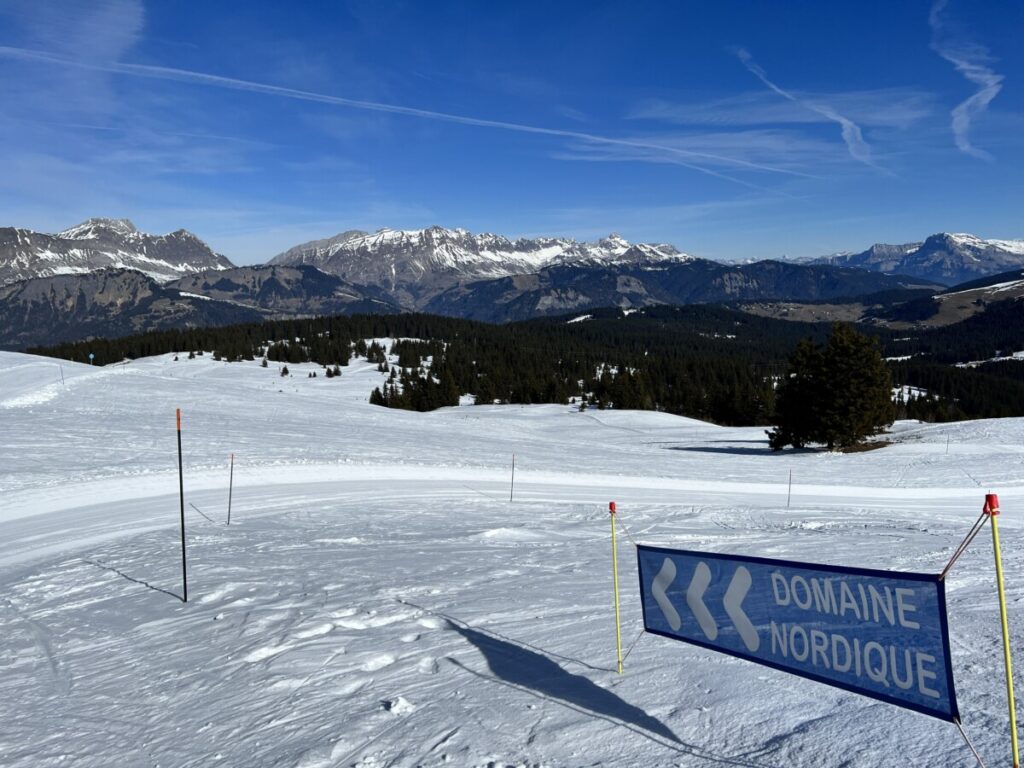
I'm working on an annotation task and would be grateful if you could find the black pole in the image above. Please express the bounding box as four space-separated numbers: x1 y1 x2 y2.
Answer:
509 453 515 503
227 453 234 526
177 409 187 603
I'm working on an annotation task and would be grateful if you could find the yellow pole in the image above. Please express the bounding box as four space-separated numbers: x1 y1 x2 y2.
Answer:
986 493 1020 768
610 501 623 674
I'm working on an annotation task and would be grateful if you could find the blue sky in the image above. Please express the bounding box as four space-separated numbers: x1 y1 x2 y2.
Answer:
0 0 1020 263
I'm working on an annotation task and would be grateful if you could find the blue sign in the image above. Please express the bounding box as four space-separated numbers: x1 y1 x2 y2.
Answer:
637 545 958 721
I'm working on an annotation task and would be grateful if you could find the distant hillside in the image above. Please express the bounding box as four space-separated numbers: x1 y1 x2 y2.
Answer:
32 302 1024 423
0 265 398 349
423 260 935 323
0 269 261 349
169 264 400 317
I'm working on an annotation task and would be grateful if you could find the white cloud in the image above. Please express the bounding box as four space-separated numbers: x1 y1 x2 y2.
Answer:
929 0 1003 161
0 0 143 117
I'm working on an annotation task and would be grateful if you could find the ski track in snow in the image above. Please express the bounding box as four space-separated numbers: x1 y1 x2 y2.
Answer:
0 349 1022 766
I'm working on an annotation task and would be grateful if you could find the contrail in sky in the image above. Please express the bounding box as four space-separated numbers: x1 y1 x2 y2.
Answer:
0 45 812 189
736 48 876 169
928 0 1003 161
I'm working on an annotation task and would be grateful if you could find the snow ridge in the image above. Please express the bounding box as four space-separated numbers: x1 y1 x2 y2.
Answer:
270 225 693 278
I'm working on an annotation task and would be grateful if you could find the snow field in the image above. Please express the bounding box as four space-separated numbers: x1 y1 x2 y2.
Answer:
1 349 1023 766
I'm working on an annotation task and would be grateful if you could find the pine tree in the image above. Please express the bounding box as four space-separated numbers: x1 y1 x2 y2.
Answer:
768 324 894 450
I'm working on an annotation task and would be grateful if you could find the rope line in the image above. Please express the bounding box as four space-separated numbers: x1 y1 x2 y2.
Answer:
939 511 988 581
188 502 218 524
615 514 641 548
621 628 646 665
954 718 988 768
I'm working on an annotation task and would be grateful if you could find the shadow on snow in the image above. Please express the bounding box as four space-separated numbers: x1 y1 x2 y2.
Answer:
83 558 183 602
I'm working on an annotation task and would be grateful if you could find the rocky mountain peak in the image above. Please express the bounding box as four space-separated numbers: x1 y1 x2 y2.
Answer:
267 225 695 308
0 220 233 287
59 218 139 239
812 231 1024 285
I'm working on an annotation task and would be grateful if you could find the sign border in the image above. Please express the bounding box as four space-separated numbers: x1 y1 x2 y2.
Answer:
636 544 960 722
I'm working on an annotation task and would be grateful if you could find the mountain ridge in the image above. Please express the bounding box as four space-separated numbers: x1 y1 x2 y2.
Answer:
810 232 1024 286
0 218 234 286
267 226 690 307
3 219 1023 347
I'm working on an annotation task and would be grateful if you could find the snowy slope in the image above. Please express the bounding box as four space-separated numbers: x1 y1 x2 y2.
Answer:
1 350 1022 766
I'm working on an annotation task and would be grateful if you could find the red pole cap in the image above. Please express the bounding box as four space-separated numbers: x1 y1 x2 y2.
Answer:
984 493 1000 516
609 501 616 515
176 408 181 432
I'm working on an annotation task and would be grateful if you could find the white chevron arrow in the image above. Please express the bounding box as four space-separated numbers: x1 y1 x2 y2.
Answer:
651 557 681 631
649 558 760 651
686 561 718 641
723 565 759 652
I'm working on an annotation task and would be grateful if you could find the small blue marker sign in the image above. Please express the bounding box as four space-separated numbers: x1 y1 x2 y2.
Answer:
638 545 958 721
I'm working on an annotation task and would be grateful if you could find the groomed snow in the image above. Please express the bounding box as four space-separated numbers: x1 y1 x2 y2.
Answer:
1 349 1022 766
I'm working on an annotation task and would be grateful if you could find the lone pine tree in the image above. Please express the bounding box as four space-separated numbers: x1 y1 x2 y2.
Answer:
768 323 895 450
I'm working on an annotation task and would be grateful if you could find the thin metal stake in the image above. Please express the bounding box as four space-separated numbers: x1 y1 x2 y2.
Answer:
787 470 792 509
509 453 515 503
227 453 234 525
176 409 187 603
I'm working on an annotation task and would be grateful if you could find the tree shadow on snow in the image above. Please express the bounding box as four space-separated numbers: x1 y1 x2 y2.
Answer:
83 559 183 601
401 601 780 766
667 445 774 456
447 620 679 744
446 623 780 765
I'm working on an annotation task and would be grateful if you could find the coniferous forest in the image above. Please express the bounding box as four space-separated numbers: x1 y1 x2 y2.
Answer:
30 300 1024 425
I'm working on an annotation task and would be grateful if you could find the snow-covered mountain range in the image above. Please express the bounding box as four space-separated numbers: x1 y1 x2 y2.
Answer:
0 218 234 286
810 232 1024 286
268 227 689 307
3 220 1023 347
